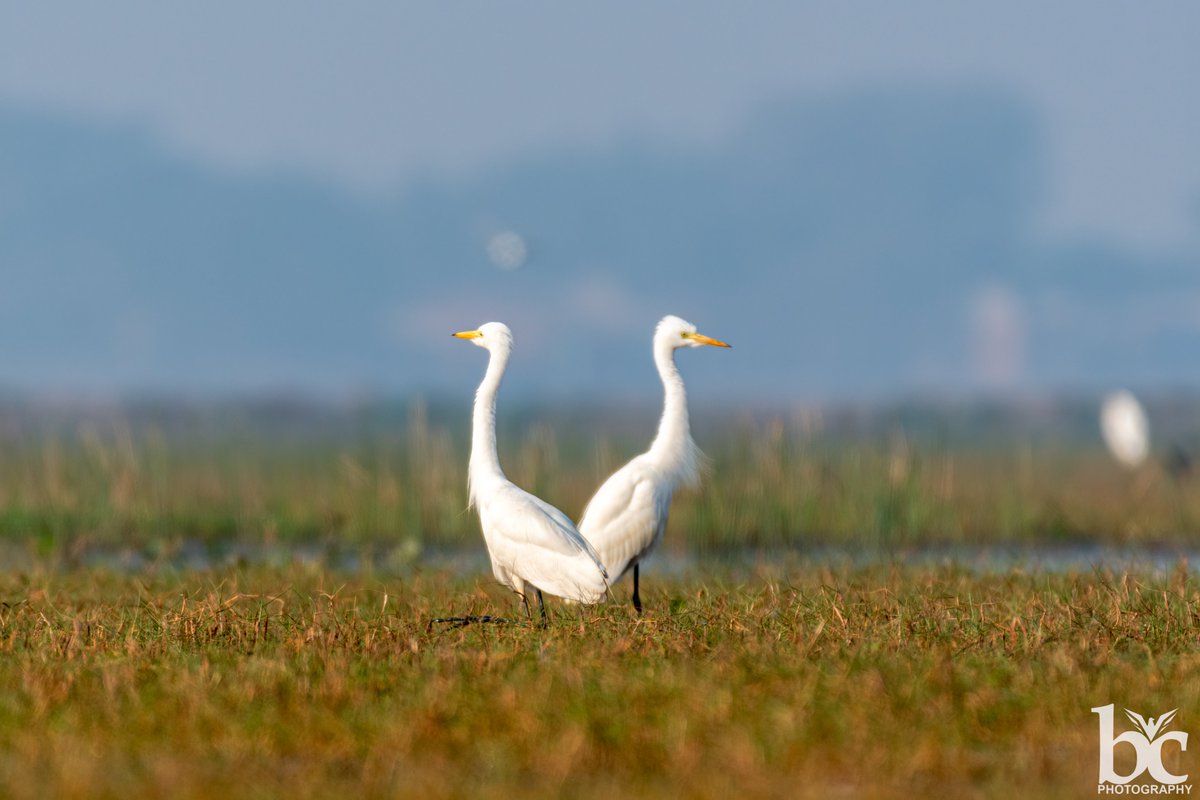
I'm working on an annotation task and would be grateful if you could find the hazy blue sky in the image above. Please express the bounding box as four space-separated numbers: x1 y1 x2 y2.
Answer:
3 2 1198 250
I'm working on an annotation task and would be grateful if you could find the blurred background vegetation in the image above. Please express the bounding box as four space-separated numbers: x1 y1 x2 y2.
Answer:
2 395 1198 566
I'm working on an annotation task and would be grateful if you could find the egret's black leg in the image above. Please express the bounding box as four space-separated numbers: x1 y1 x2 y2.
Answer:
521 592 533 620
632 563 643 614
536 589 548 624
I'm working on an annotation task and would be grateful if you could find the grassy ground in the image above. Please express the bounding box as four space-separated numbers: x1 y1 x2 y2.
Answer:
1 405 1199 557
2 561 1197 798
1 404 1198 796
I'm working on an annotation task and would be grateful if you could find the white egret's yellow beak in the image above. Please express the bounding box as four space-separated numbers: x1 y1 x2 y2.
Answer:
452 330 483 339
684 332 732 348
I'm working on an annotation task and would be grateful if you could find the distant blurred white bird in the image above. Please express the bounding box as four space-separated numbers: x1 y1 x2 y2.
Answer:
454 322 608 618
1100 390 1150 468
578 315 730 613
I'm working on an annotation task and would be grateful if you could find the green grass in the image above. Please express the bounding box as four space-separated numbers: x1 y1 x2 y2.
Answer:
1 409 1199 556
1 562 1198 798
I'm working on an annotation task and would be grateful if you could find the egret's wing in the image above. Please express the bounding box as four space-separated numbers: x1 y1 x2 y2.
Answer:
481 484 608 583
579 463 668 580
478 485 608 603
524 491 607 570
482 486 593 557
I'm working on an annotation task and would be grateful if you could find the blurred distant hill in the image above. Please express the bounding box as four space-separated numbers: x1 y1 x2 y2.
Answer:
2 86 1197 399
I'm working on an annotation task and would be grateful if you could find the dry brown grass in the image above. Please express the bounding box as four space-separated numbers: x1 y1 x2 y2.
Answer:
1 562 1198 797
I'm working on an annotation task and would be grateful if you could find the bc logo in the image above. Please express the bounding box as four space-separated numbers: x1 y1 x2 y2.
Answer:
1092 704 1189 794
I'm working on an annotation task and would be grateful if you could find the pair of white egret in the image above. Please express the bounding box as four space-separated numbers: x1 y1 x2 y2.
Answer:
451 315 729 619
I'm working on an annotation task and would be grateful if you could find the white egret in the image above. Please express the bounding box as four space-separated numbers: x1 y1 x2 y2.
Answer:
1100 390 1150 468
453 322 608 619
577 315 730 613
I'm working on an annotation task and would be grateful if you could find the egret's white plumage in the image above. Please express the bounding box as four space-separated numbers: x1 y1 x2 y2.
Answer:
1100 390 1150 468
578 315 729 612
454 322 608 611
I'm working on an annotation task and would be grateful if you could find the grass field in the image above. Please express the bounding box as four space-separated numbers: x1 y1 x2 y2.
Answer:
1 561 1197 798
1 401 1199 797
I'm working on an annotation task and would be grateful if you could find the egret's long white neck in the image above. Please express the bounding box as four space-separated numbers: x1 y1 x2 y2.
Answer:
468 344 510 506
648 336 700 488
